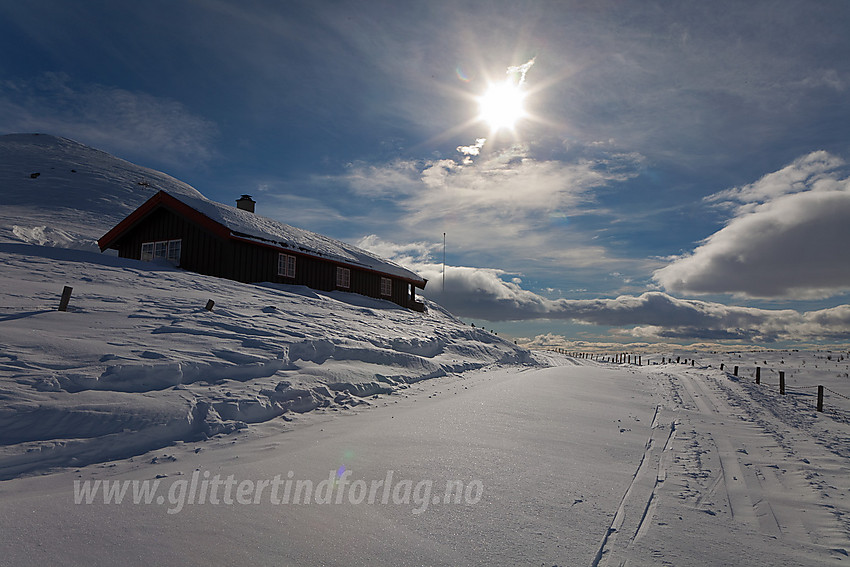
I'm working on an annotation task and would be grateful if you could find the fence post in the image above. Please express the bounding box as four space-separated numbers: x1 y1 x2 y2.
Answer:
817 386 824 412
205 299 215 311
720 363 724 371
58 286 73 311
733 365 739 376
756 366 760 384
779 371 785 395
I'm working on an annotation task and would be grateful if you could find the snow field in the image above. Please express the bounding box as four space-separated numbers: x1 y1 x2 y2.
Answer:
580 354 850 566
0 242 533 480
2 351 846 565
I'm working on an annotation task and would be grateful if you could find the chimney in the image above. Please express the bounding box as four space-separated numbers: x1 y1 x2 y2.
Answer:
236 194 256 213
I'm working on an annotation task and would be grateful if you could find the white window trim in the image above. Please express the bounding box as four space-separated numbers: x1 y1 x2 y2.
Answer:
278 253 296 278
380 276 392 296
141 239 181 265
336 266 351 289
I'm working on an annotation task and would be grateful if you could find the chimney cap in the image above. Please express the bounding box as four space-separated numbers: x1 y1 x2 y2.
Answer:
237 194 255 201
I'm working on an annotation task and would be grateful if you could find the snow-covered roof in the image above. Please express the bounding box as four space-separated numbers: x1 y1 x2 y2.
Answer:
155 191 426 285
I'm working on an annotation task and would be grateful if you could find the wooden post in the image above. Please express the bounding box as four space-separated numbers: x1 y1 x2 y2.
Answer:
720 363 724 371
205 299 215 311
779 371 785 395
733 365 739 376
817 386 824 412
58 286 73 311
755 366 761 384
691 360 695 366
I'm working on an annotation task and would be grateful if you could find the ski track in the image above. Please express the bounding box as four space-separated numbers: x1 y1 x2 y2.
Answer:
592 404 678 567
592 360 850 565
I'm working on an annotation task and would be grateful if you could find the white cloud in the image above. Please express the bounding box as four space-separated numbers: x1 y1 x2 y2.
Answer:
516 334 754 354
344 145 642 268
355 235 438 267
358 235 850 343
343 158 423 197
705 151 845 209
456 138 486 164
655 152 850 299
0 74 218 166
507 58 535 86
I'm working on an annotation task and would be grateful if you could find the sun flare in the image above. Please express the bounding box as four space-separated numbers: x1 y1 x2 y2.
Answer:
478 80 527 132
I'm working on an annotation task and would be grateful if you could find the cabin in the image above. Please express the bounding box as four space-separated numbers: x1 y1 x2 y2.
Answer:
98 190 427 311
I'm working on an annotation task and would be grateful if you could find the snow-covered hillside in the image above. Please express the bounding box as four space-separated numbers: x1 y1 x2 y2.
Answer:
0 134 535 479
0 133 204 251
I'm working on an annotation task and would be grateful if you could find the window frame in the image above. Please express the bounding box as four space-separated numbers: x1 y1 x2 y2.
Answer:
278 253 296 278
380 276 392 297
141 239 181 265
336 266 351 289
141 242 154 262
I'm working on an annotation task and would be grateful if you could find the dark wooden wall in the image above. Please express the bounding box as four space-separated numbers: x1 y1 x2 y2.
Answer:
112 205 424 310
113 207 231 278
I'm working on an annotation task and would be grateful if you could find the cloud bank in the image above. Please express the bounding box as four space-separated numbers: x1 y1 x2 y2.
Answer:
358 235 850 343
654 151 850 299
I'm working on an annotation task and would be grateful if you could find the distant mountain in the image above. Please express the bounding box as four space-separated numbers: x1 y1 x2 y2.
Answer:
0 133 203 249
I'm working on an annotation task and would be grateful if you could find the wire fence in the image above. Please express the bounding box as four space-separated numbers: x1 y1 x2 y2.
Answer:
545 348 850 420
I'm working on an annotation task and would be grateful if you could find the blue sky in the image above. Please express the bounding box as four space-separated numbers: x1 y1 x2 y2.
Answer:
2 0 850 349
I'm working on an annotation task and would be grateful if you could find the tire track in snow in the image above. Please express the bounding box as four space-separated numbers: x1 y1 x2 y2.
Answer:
676 369 828 546
675 371 761 529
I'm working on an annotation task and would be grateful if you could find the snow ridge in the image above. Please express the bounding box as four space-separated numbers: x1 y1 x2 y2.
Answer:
0 243 535 479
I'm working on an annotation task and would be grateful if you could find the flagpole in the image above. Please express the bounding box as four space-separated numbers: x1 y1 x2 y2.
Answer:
442 232 446 293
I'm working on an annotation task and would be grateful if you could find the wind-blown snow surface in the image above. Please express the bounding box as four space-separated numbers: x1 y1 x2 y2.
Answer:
0 353 848 566
0 243 531 479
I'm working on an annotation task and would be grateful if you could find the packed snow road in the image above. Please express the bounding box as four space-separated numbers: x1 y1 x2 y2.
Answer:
1 359 660 566
1 357 848 566
608 360 850 566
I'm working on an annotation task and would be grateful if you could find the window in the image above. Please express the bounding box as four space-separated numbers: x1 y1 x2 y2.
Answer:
380 277 392 296
336 266 350 289
166 240 181 263
278 253 296 278
141 239 181 265
141 242 154 262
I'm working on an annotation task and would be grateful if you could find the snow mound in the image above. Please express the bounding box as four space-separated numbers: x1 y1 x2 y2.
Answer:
0 243 535 479
11 224 100 252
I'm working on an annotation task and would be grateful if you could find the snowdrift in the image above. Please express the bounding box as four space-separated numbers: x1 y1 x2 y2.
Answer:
0 241 534 479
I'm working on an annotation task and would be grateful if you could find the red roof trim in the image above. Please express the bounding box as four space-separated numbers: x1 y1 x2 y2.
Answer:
98 191 230 250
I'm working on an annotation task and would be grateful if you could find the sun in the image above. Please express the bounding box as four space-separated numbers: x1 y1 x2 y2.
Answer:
478 80 527 132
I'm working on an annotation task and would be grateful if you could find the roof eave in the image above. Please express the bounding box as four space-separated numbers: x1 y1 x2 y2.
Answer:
98 191 230 250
